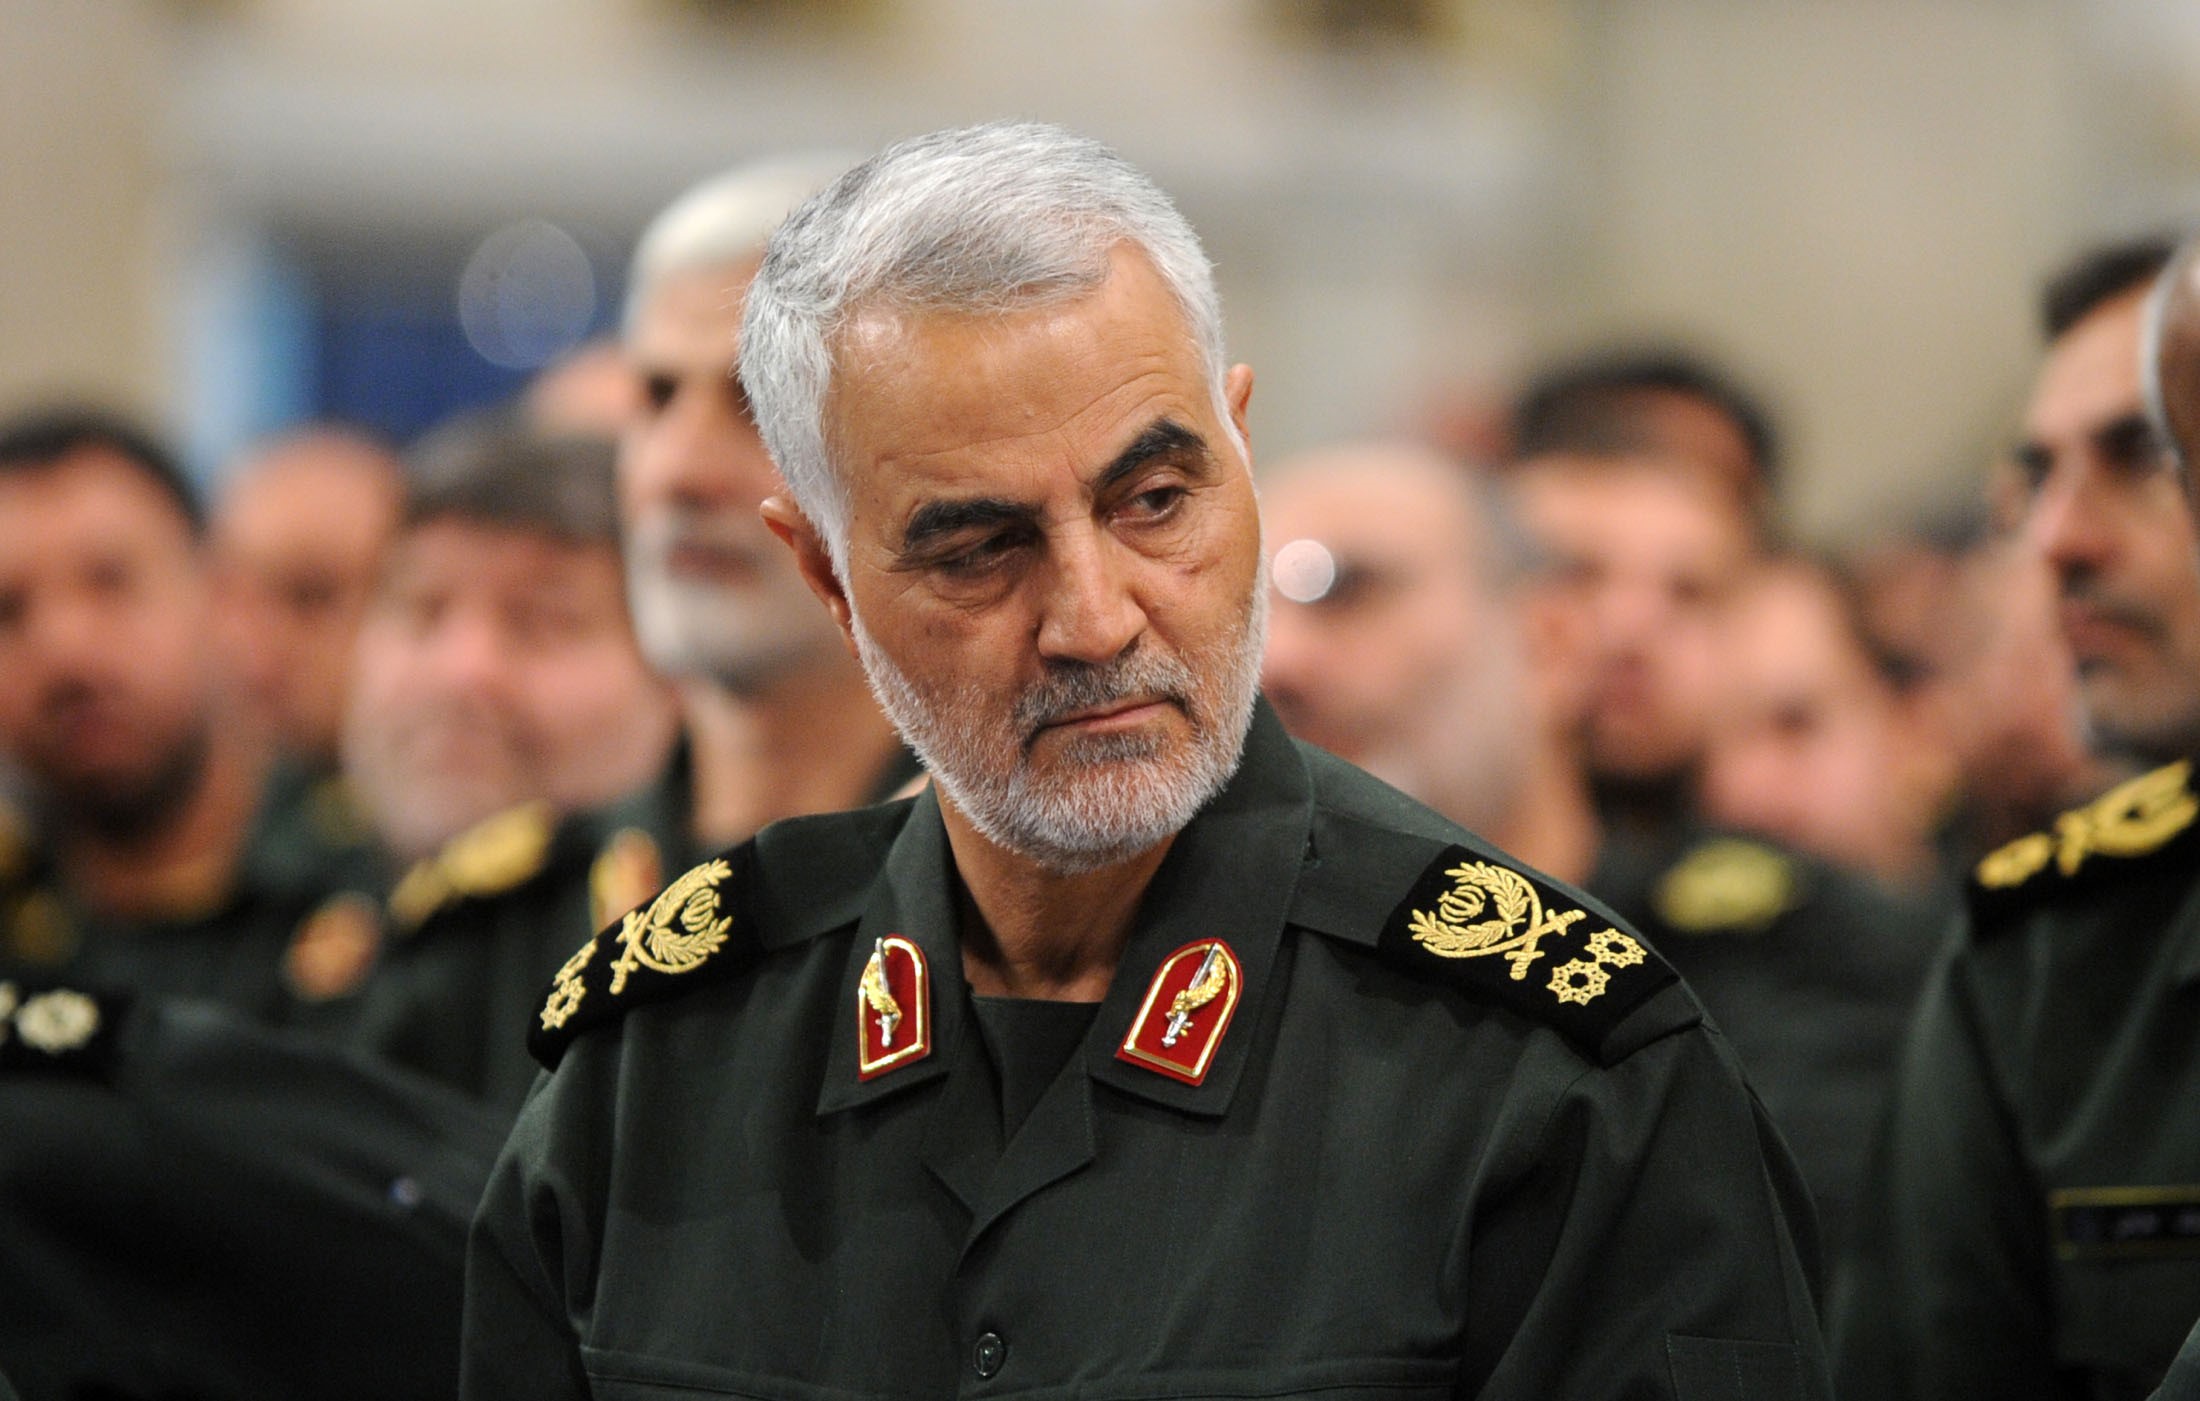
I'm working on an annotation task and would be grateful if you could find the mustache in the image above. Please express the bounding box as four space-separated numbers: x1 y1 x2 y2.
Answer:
1015 648 1198 741
2060 577 2167 638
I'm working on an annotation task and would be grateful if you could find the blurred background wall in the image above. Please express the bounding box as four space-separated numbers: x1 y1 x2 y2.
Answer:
5 0 2199 541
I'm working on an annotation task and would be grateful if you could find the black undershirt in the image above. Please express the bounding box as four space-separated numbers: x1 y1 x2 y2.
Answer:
969 995 1102 1137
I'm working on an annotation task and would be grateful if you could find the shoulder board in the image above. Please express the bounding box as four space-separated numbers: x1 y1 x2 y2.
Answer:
1651 837 1801 936
530 843 761 1070
0 981 128 1078
388 802 555 931
1970 761 2198 921
1368 839 1684 1065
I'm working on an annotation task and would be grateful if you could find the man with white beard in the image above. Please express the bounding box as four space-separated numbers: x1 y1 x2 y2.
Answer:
464 122 1830 1400
617 157 915 855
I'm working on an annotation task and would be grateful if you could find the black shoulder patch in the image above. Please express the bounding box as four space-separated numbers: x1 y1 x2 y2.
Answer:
0 981 128 1079
1375 845 1680 1063
529 843 761 1070
1970 761 2198 928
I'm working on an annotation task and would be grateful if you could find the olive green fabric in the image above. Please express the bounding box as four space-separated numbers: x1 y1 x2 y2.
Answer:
1588 826 1946 1258
0 763 380 1022
1830 766 2200 1399
0 987 505 1400
465 704 1830 1399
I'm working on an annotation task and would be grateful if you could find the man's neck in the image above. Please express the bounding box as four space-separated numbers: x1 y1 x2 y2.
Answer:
58 725 267 921
1485 728 1602 888
682 659 905 849
939 799 1170 1003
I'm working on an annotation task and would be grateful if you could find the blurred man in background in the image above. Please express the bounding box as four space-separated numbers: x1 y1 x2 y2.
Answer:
325 414 680 1107
1505 448 1752 842
616 157 914 861
1258 440 1599 883
1834 236 2200 1399
0 409 360 1017
1701 553 1956 892
208 425 404 773
1511 347 1781 535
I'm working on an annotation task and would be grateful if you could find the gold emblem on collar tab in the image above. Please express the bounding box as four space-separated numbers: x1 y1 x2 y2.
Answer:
1117 939 1243 1086
857 936 931 1080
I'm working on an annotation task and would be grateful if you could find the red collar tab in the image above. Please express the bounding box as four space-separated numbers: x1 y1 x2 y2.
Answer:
857 935 932 1081
1116 939 1243 1087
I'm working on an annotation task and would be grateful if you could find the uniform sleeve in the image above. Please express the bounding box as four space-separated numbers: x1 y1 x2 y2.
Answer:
1464 1003 1833 1400
1826 939 2058 1401
460 1082 595 1400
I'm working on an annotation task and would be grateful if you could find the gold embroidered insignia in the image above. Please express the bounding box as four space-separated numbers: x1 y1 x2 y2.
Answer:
540 933 596 1031
1976 761 2197 889
1653 839 1796 935
6 890 77 968
1406 862 1649 1006
14 988 100 1054
389 802 553 929
857 935 931 1079
588 828 664 933
1406 861 1588 980
284 893 383 1002
859 940 903 1044
1118 940 1244 1085
608 858 733 995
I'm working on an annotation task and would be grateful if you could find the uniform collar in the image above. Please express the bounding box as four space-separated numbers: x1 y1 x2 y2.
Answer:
815 700 1315 1121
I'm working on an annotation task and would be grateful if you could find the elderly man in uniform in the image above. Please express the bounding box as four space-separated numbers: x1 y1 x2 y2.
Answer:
464 122 1829 1399
1831 236 2200 1399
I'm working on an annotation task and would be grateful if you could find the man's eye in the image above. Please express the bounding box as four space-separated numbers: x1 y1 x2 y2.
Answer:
934 534 1021 577
2010 445 2052 490
1125 485 1185 517
641 374 677 415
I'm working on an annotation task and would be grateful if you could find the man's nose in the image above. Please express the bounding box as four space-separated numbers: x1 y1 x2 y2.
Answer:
1034 531 1147 666
2025 460 2114 581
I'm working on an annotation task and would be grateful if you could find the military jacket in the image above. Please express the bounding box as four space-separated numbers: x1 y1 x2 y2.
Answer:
1829 760 2200 1400
336 768 689 1113
0 980 505 1400
465 706 1829 1399
0 764 378 1023
1588 826 1946 1256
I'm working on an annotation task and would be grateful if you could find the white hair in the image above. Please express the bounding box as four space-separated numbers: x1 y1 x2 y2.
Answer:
623 154 855 335
738 121 1230 567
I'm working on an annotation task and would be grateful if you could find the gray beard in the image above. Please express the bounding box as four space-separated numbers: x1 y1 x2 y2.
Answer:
848 585 1266 875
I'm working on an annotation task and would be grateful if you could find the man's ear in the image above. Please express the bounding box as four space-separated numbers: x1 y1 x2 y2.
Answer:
1226 364 1254 453
761 495 860 660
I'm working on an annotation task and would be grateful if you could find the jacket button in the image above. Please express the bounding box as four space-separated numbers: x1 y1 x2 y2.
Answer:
972 1331 1006 1379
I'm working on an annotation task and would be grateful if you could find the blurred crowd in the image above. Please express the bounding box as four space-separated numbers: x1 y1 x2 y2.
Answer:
1 147 2198 1399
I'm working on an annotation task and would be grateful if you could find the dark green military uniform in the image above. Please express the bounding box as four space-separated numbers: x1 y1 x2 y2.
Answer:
1588 827 1947 1256
0 979 506 1400
1829 759 2200 1399
0 763 380 1023
334 793 674 1114
335 740 921 1113
465 704 1830 1399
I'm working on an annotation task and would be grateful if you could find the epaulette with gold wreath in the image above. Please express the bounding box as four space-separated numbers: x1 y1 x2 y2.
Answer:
387 802 555 931
529 845 759 1070
1375 844 1679 1063
1971 761 2198 918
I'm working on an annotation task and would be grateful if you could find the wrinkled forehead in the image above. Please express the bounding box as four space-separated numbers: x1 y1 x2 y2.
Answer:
822 249 1224 495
